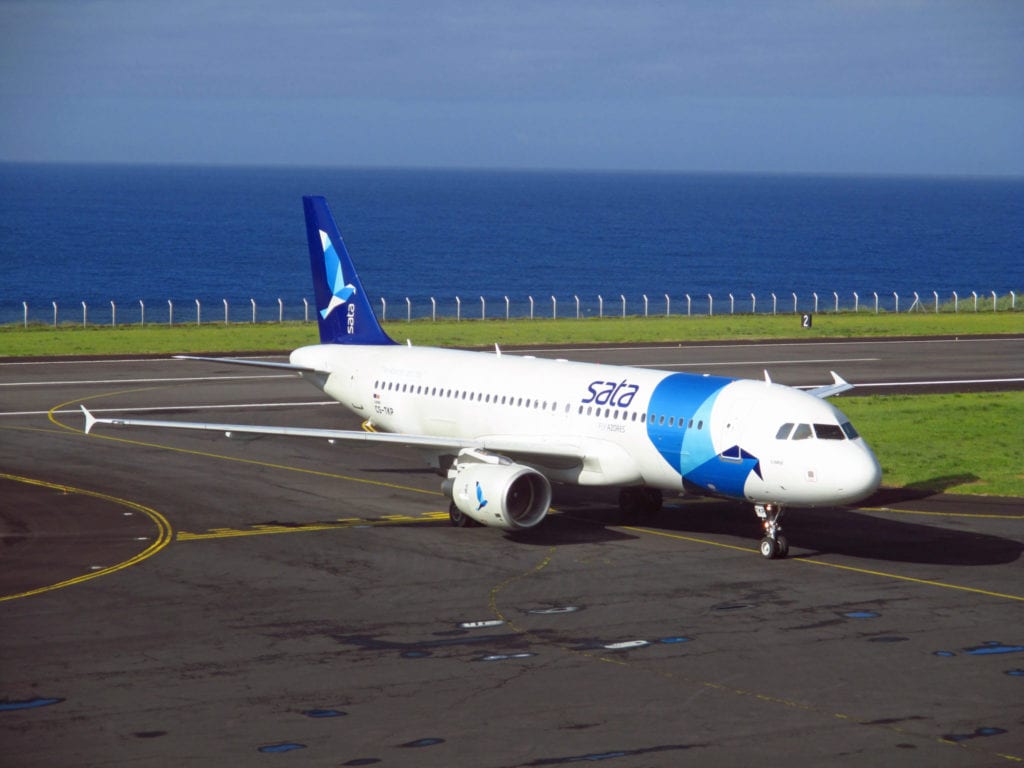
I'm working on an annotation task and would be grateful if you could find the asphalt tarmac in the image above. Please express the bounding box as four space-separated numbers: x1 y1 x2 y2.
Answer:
1 336 1022 767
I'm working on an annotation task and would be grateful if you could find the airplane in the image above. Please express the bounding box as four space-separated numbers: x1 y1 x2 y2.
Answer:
82 195 882 559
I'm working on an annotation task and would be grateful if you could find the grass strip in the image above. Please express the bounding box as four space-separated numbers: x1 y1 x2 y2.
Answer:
840 391 1023 498
1 310 1021 357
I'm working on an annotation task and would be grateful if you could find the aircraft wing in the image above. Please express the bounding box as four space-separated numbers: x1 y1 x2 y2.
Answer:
79 406 587 461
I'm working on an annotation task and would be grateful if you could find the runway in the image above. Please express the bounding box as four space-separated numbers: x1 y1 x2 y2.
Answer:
1 337 1022 766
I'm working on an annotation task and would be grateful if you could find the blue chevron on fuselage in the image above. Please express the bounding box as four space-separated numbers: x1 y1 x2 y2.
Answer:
645 373 755 491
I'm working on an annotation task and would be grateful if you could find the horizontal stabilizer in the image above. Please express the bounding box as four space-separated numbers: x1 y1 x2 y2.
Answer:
172 355 326 374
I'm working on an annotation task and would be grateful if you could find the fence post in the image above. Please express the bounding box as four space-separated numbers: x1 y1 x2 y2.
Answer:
406 297 411 322
792 292 798 314
953 291 958 313
195 299 201 325
278 298 283 322
250 298 255 324
833 291 838 313
972 291 978 312
504 296 510 320
893 292 899 313
53 301 58 327
529 296 534 320
111 300 116 327
621 294 626 318
1012 291 1016 309
992 291 997 311
82 301 87 327
707 294 713 316
685 294 691 316
456 296 461 322
303 297 309 323
771 293 777 315
853 292 859 313
480 296 485 320
873 292 879 314
933 291 939 313
729 293 734 314
643 295 649 317
664 293 670 317
431 297 437 322
575 295 580 319
224 299 229 325
23 301 27 328
750 293 756 314
551 295 557 319
381 297 387 323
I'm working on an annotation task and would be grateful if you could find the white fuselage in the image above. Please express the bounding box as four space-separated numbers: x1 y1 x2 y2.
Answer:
291 343 882 508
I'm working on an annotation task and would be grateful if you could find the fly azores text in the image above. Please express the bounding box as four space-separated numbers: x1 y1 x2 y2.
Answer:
582 379 641 409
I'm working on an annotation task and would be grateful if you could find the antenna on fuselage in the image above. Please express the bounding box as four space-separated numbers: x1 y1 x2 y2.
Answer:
764 370 772 385
495 343 502 356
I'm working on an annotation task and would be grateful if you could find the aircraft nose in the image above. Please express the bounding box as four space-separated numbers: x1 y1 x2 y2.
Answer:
846 445 882 503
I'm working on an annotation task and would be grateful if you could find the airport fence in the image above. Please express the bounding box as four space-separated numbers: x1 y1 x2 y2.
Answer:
7 290 1019 328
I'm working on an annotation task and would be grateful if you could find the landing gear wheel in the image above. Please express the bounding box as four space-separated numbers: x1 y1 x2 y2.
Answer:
449 501 476 528
755 503 788 559
619 487 663 520
775 534 789 558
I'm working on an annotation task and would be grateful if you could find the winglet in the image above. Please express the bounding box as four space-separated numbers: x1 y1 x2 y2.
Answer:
808 371 854 399
81 405 97 435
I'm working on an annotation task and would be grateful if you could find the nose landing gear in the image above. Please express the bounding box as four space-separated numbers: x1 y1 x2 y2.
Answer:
755 503 788 559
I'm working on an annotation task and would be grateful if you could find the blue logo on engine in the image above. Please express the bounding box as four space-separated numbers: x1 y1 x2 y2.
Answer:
475 481 488 511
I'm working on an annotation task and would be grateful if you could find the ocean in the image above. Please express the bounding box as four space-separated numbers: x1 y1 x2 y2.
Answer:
1 164 1021 326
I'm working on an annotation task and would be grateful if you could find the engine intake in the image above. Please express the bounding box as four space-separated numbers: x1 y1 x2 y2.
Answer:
443 450 552 531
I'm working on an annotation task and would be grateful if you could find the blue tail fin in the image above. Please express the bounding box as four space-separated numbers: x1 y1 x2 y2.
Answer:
303 196 395 346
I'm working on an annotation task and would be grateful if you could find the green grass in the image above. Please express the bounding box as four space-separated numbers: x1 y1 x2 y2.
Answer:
840 392 1024 497
1 309 1020 357
2 310 1021 498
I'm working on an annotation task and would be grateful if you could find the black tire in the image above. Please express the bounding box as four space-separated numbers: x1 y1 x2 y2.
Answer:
449 501 471 527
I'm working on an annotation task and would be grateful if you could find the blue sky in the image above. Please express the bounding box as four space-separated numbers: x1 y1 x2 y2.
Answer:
1 0 1022 175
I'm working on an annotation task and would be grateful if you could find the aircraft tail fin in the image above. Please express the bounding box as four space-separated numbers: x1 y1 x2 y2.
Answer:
303 196 396 346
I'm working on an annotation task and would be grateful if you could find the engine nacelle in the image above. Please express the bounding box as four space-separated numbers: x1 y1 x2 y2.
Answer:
443 450 552 531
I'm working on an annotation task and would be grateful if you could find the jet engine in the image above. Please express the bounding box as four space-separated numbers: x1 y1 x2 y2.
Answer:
443 449 552 531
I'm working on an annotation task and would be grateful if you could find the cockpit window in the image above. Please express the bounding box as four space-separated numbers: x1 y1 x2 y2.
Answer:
841 421 860 440
813 423 845 440
791 423 813 440
776 423 794 440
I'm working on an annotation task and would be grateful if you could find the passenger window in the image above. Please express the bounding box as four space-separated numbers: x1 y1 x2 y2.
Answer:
814 423 845 440
776 423 794 440
841 421 860 440
792 423 813 440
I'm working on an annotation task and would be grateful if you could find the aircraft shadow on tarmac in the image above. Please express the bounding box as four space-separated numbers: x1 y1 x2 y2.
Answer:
540 486 1022 567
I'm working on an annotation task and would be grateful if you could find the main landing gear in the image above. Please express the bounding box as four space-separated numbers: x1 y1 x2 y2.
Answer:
619 487 663 519
448 501 480 528
755 503 789 559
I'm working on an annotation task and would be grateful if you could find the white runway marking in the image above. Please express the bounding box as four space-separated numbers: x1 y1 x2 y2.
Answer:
0 401 337 418
0 373 295 387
